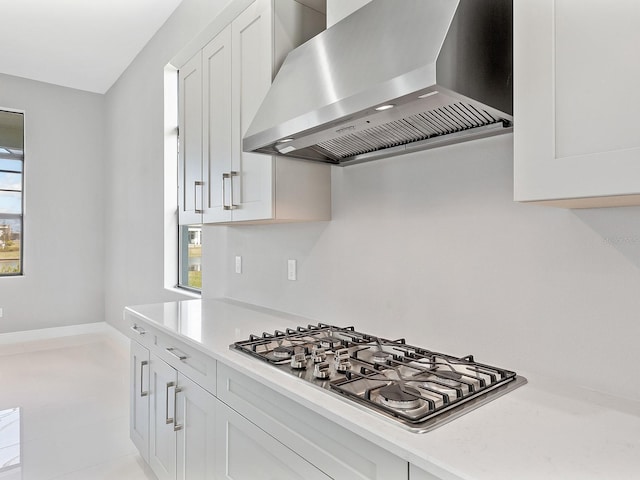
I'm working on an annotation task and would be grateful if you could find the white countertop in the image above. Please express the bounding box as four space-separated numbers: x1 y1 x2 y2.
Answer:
125 298 640 480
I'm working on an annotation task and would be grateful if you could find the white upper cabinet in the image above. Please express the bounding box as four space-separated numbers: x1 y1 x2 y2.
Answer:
230 0 275 222
178 51 204 225
178 0 330 225
202 25 233 224
514 0 640 207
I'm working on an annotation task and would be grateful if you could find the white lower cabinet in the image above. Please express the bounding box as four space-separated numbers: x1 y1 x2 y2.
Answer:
130 339 150 463
215 399 330 479
130 343 332 479
409 464 444 480
130 332 217 480
149 356 178 479
129 316 411 480
148 357 217 480
176 373 217 479
217 363 409 480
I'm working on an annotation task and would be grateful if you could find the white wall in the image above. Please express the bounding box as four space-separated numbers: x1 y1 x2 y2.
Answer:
103 0 233 333
205 135 640 402
0 73 105 333
326 0 370 27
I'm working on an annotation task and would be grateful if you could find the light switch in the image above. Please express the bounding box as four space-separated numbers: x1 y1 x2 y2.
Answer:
287 259 297 281
235 256 242 274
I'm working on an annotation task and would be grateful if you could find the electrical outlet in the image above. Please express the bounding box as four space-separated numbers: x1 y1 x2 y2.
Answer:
235 256 242 274
287 259 297 281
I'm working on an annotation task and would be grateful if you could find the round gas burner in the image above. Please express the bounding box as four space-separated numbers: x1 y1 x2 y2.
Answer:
378 384 422 410
319 336 342 349
273 345 294 359
371 350 392 364
433 369 463 388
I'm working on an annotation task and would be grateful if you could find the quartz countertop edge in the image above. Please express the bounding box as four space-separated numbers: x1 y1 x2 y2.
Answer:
124 298 640 480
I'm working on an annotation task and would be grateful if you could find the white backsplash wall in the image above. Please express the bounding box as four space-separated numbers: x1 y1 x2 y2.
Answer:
203 134 640 401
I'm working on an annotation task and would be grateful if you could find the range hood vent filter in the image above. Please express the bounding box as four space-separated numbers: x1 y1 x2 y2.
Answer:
316 102 503 160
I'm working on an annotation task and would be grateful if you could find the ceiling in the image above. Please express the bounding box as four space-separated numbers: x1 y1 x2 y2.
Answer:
0 0 184 94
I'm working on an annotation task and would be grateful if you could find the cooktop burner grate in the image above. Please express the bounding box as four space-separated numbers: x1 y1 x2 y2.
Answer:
232 323 526 433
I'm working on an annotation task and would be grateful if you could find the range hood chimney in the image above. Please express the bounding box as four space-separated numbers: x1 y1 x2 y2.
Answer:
243 0 513 166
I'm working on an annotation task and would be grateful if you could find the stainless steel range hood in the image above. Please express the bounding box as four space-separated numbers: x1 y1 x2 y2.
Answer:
243 0 513 166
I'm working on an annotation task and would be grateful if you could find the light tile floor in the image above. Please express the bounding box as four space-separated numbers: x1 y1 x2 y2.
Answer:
0 332 157 480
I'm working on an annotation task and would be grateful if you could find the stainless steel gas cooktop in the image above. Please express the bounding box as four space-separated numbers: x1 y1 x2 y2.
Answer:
232 323 527 433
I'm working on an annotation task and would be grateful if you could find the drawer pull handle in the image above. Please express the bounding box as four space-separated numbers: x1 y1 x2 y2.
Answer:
166 381 176 424
130 325 146 335
166 347 188 361
140 360 149 397
173 386 183 431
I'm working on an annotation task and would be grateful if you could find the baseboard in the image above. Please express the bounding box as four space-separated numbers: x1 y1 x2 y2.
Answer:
0 322 109 345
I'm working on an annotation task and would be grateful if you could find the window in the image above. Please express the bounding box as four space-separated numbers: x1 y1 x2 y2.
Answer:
163 65 201 293
179 225 202 290
0 110 24 276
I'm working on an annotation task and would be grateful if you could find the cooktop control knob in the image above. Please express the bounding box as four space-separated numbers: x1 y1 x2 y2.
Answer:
313 361 331 379
311 346 327 363
335 361 351 373
290 351 307 370
333 348 352 372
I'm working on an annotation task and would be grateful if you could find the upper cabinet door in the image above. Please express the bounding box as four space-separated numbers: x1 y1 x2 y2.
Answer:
514 0 640 207
178 51 204 225
202 25 233 224
231 0 274 222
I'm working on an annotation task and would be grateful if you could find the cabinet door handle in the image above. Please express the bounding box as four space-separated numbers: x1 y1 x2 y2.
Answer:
140 360 149 397
223 171 239 210
194 181 204 214
229 170 238 210
130 324 146 335
165 381 176 424
173 386 183 431
166 347 187 361
222 173 228 209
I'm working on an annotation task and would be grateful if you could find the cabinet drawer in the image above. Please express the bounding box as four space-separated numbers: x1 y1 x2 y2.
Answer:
153 329 217 397
125 311 217 396
217 363 408 480
410 464 446 480
127 316 156 350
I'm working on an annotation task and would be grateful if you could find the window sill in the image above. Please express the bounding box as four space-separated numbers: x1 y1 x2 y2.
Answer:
165 286 201 299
